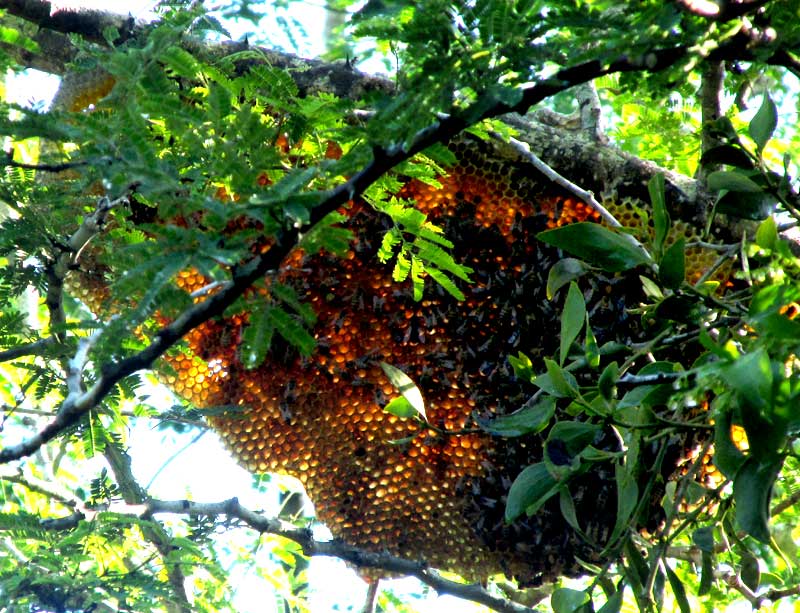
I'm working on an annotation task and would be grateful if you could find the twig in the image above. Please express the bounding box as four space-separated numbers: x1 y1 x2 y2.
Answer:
616 370 690 388
0 337 57 363
145 429 207 489
0 471 78 508
501 134 623 229
3 151 116 172
361 580 380 613
771 488 800 517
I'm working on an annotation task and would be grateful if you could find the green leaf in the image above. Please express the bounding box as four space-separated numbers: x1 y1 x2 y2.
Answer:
584 315 600 369
733 455 782 543
0 25 39 52
712 406 746 480
383 396 417 419
739 551 761 592
598 361 619 401
609 458 639 544
700 144 754 170
505 462 560 522
264 307 315 356
479 396 556 437
508 351 534 383
749 93 777 151
240 304 275 368
665 563 691 613
699 551 714 595
380 362 427 421
538 222 651 272
755 216 778 251
547 258 589 299
410 255 425 301
560 282 586 365
715 190 775 220
551 588 590 613
707 170 763 193
692 527 715 552
426 266 465 301
597 589 624 613
720 347 772 412
378 227 402 262
542 358 579 398
659 238 685 290
393 250 411 282
649 173 669 258
559 489 588 540
547 421 600 456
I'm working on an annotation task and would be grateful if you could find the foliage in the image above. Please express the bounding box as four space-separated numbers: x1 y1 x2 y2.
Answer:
1 0 800 612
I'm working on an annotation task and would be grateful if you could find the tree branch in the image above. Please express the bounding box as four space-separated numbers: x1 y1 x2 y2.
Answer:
32 496 534 613
697 60 725 181
0 337 56 363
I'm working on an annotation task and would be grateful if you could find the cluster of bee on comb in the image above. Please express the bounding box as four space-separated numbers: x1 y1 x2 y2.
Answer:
125 135 726 585
55 63 734 586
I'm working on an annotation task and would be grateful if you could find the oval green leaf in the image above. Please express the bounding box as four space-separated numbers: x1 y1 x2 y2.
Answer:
659 237 686 290
505 462 560 522
749 93 777 151
700 144 754 170
480 396 556 437
380 361 427 421
560 282 586 365
552 588 590 613
537 222 651 272
733 455 783 543
383 396 417 419
547 257 590 300
707 170 763 193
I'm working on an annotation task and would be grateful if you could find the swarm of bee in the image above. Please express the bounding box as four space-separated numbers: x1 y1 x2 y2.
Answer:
57 66 729 584
149 136 725 584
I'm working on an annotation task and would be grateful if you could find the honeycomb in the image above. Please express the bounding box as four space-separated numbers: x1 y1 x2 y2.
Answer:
56 65 729 584
150 136 724 584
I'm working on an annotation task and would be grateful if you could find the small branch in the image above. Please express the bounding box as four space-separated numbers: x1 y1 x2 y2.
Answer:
0 337 56 363
1 0 140 46
0 471 78 508
696 60 725 181
30 496 533 613
616 370 690 388
361 580 379 613
771 488 800 517
3 151 115 172
502 134 623 228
